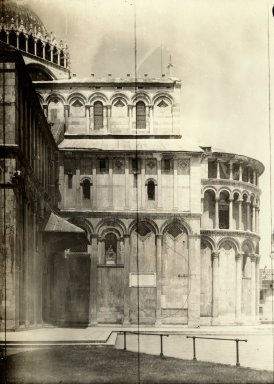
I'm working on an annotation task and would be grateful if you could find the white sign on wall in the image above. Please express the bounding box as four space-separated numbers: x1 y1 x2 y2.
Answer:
129 273 156 287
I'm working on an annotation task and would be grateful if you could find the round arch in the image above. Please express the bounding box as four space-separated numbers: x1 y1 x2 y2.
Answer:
203 186 217 197
110 93 129 105
95 217 126 238
152 92 173 106
46 93 66 105
128 218 159 236
145 178 158 186
131 92 151 105
241 239 255 254
26 63 56 81
201 235 217 252
217 187 232 199
88 92 108 105
160 217 192 236
67 92 87 105
217 236 239 253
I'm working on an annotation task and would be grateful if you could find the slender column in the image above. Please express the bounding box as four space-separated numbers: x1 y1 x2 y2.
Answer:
252 205 256 232
250 255 256 320
173 158 178 209
24 203 29 326
25 35 28 53
119 239 124 264
141 158 145 209
217 160 220 179
34 38 37 56
57 50 60 65
42 42 45 59
229 161 233 180
247 167 251 183
103 106 108 130
255 206 259 233
107 105 111 132
89 237 98 326
128 105 133 131
156 235 162 324
229 198 233 230
253 170 256 185
125 158 129 209
16 32 19 48
188 234 201 327
235 253 242 323
149 105 153 133
257 208 260 233
212 251 219 322
6 32 9 44
157 159 162 209
239 163 243 181
85 106 90 133
108 158 113 209
64 54 67 68
123 235 130 324
246 202 251 231
214 197 219 229
238 199 243 230
92 158 97 209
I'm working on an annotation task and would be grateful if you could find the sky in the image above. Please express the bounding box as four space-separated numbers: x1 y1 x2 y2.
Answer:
25 0 274 266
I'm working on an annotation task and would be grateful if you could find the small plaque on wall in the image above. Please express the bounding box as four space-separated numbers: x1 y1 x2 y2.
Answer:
129 273 156 287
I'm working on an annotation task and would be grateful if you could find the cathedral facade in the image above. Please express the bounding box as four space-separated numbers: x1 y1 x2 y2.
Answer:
0 1 264 329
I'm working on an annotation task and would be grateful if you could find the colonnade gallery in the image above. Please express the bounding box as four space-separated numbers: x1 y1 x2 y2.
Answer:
0 0 264 330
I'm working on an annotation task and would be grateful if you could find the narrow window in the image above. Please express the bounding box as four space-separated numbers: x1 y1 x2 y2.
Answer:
94 101 103 130
68 173 73 189
82 179 91 199
136 101 146 129
147 180 155 200
164 159 171 172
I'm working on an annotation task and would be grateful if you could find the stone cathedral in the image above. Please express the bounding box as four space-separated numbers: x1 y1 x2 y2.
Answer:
0 0 264 330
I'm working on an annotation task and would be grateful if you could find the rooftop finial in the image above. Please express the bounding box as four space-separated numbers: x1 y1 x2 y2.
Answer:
167 55 173 76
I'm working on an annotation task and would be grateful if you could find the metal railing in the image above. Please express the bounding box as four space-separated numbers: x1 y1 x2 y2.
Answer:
186 335 247 367
121 331 169 358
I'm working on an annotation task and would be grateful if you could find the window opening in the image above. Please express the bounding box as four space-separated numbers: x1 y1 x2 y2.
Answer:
136 101 146 129
147 180 155 200
68 173 73 189
82 179 91 199
94 101 103 130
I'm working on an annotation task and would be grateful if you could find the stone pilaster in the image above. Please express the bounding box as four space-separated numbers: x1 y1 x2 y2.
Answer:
123 235 130 324
188 234 200 327
173 158 178 210
215 197 219 229
156 235 162 325
235 253 243 323
89 237 98 326
212 251 219 324
250 254 256 320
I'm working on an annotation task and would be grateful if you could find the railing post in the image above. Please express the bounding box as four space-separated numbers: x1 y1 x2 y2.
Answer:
193 337 197 361
123 331 127 351
235 339 240 366
160 335 163 358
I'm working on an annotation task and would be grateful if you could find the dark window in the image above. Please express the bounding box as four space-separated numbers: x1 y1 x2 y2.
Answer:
37 39 43 58
164 159 171 171
28 35 34 54
208 160 217 178
94 101 103 130
131 158 140 173
0 29 7 43
19 32 26 51
68 173 73 189
147 180 155 200
82 179 91 199
98 158 108 173
9 30 16 47
136 101 146 129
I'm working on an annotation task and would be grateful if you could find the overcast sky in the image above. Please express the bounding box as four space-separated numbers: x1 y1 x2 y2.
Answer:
26 0 274 266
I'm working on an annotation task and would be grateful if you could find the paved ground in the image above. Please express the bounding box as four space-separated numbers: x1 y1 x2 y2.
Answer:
1 324 273 371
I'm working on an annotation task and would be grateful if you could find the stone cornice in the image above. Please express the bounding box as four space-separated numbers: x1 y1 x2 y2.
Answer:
201 229 260 240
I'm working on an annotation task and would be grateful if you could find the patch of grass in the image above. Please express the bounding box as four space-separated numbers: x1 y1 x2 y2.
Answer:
1 345 273 384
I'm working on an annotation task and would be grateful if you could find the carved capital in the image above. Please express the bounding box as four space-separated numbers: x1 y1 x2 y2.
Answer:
235 252 243 261
212 251 219 260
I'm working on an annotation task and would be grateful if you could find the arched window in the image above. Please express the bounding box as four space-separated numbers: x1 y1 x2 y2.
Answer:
45 42 51 61
0 29 7 43
105 233 117 264
94 101 103 130
9 30 17 47
60 50 65 66
136 101 146 129
28 35 34 54
19 32 26 51
81 179 91 199
147 180 155 200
